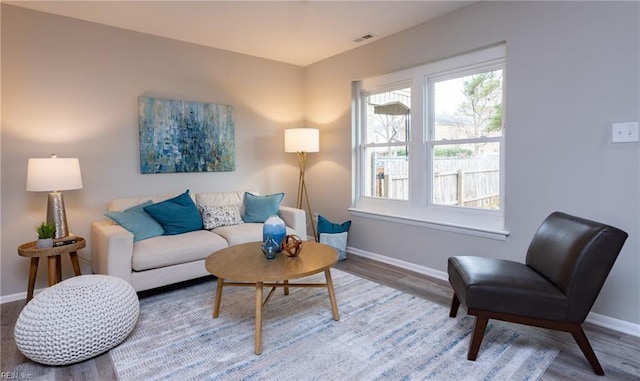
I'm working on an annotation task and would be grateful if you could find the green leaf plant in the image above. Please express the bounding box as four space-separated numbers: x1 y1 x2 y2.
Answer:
35 222 56 239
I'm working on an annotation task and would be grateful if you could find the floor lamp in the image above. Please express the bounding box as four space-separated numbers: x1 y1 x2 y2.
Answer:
285 128 319 241
26 154 83 239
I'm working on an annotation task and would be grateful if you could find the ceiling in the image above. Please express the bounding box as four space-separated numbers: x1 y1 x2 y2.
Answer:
7 1 476 67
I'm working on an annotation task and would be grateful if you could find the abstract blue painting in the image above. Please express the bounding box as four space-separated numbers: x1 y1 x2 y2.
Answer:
138 96 235 173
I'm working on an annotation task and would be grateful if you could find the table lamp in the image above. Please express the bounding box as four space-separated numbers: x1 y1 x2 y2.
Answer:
26 154 83 239
284 128 319 240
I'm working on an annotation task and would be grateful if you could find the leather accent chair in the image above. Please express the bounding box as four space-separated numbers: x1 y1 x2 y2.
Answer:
447 212 628 375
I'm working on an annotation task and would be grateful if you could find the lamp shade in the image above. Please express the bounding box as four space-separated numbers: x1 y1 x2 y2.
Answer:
284 128 319 153
26 155 83 192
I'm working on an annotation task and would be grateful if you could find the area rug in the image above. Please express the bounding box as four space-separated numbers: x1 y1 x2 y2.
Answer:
109 269 558 381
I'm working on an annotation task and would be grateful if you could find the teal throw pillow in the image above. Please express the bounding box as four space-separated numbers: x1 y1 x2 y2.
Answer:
105 200 164 242
317 215 351 237
317 215 351 261
243 192 284 223
143 190 204 235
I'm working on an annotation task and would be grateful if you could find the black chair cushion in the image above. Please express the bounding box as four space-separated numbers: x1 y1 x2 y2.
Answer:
448 256 568 321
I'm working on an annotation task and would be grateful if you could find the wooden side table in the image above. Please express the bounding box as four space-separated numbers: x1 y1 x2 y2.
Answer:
18 237 85 303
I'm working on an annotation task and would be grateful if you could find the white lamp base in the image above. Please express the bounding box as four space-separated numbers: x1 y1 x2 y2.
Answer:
47 192 70 239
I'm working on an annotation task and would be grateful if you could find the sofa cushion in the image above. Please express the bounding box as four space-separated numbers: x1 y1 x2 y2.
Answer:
195 190 245 206
213 223 297 247
242 192 284 223
104 201 164 242
144 190 204 235
195 190 258 216
132 230 228 271
200 204 244 229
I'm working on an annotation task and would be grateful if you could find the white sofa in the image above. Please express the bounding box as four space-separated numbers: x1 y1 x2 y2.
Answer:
91 190 306 292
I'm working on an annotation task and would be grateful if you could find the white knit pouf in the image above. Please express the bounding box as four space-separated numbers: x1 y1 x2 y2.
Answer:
15 274 139 366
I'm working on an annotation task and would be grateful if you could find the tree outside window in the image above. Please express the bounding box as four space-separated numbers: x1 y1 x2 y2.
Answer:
432 69 503 209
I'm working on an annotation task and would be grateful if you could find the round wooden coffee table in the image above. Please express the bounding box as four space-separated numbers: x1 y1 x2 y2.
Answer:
205 241 339 355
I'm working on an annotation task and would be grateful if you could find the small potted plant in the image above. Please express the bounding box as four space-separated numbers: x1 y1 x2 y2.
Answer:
35 222 56 248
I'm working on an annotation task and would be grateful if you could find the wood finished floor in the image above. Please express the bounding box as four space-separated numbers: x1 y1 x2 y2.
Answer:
1 254 639 380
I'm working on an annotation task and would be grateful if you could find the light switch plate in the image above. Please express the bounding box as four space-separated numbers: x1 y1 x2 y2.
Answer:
612 122 639 143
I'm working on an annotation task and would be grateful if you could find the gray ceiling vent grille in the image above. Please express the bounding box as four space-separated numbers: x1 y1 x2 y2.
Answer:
353 33 377 43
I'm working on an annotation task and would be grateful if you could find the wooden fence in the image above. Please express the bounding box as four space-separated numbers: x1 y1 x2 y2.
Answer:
374 157 499 209
432 168 499 208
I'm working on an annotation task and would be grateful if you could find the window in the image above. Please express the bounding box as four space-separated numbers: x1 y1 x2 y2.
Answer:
362 87 411 200
353 44 507 237
429 69 503 210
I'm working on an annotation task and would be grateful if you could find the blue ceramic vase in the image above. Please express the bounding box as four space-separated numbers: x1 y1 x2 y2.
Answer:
262 215 286 253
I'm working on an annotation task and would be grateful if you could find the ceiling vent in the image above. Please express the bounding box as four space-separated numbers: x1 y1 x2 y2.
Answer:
353 33 377 43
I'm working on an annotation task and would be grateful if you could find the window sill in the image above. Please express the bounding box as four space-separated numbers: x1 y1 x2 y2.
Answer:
348 208 510 241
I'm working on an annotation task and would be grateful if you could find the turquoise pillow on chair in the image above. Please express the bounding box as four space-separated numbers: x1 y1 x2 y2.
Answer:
143 190 204 235
242 192 284 223
105 200 164 242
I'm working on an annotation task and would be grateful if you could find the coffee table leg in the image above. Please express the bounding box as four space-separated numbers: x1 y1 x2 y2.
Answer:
26 257 39 303
255 282 263 355
213 277 224 318
284 280 289 295
325 269 340 321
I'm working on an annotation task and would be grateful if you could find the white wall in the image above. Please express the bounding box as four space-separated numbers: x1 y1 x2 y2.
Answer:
305 1 640 325
1 5 305 297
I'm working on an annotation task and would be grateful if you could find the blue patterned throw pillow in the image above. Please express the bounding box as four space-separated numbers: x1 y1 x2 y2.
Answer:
199 204 244 230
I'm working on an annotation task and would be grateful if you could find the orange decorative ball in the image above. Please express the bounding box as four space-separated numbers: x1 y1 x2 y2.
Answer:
282 235 303 257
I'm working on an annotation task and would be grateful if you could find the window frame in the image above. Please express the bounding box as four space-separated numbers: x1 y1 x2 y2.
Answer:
351 44 509 239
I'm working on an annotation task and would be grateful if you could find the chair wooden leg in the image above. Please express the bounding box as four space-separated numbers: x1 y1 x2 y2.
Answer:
468 315 489 360
569 324 605 376
449 293 460 317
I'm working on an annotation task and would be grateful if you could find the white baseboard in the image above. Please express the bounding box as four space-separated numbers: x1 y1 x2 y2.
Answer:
587 311 640 337
1 258 93 305
1 290 37 304
347 246 449 281
346 246 640 338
